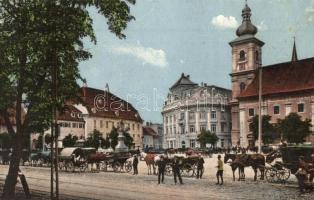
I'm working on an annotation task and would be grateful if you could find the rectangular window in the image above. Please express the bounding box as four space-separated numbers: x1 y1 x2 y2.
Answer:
173 115 176 122
221 139 224 148
200 125 206 132
100 120 103 128
180 113 185 120
94 120 96 129
298 103 305 113
173 126 176 134
221 123 225 132
189 125 195 133
188 112 195 120
190 139 195 148
72 123 77 128
132 124 135 130
211 110 216 119
170 127 172 135
106 121 108 128
248 108 255 117
79 123 83 128
273 106 280 115
211 124 216 133
137 124 140 130
199 112 206 120
181 126 185 134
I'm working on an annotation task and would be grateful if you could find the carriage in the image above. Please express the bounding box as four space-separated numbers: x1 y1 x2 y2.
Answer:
58 147 88 172
30 150 51 167
98 152 133 173
165 156 200 177
265 145 314 183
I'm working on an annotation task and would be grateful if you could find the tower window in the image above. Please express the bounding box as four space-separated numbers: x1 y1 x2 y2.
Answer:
255 50 259 62
240 82 246 92
239 50 246 61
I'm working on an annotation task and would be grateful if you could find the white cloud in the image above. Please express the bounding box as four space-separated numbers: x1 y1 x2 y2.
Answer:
179 59 185 64
211 15 239 29
257 21 268 31
305 0 314 23
112 45 168 68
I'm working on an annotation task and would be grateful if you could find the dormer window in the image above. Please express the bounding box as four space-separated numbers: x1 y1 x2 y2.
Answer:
239 50 246 61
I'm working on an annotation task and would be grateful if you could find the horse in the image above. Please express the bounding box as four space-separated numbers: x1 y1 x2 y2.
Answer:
224 153 245 181
141 152 157 175
225 153 265 181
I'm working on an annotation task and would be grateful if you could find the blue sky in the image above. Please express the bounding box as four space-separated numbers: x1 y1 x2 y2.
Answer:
79 0 314 123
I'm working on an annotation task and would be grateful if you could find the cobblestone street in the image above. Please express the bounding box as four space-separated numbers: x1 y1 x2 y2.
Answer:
0 155 312 200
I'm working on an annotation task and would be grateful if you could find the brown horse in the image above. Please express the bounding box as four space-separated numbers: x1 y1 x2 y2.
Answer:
225 153 265 181
224 154 245 181
141 152 156 175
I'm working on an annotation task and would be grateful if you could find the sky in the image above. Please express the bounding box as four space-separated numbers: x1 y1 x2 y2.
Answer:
79 0 314 123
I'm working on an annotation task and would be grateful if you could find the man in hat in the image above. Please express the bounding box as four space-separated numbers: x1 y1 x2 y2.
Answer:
157 155 166 184
196 154 205 179
216 154 224 185
133 154 139 175
172 156 183 184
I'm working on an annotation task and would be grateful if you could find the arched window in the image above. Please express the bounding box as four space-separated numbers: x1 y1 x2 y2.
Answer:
240 82 246 92
239 50 246 61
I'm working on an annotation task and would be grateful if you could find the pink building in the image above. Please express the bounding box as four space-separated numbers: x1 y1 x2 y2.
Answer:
230 3 314 147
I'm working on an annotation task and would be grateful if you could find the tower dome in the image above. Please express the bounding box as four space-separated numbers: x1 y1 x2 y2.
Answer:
236 3 258 36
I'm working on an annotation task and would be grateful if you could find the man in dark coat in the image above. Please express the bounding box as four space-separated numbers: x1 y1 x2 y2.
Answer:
133 155 139 175
196 154 205 179
157 155 166 184
172 157 183 184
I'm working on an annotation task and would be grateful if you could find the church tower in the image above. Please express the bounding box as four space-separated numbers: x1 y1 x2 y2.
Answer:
229 2 264 145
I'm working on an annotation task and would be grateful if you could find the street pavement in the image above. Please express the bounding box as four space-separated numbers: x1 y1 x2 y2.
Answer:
0 155 312 200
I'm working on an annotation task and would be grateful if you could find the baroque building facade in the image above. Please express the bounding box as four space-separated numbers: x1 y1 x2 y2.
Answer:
230 3 314 147
162 74 232 148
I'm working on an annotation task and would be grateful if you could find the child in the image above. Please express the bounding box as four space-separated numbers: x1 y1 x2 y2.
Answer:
216 155 223 185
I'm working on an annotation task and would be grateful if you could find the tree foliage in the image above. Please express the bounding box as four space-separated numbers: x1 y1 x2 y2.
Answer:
108 127 134 149
197 130 219 148
0 0 135 198
277 113 312 144
35 134 52 150
62 134 79 148
0 133 13 149
249 115 279 144
85 129 106 149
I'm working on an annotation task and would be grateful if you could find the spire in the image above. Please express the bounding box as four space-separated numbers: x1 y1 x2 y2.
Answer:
236 0 258 37
105 83 110 92
291 37 298 62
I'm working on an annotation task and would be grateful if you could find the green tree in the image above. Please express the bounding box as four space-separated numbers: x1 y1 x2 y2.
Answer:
0 1 135 198
35 134 52 150
108 127 134 149
197 130 219 148
277 113 312 144
85 130 106 149
249 115 279 144
0 133 12 149
62 134 78 147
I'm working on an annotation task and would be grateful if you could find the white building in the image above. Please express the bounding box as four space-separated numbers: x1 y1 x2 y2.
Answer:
162 73 232 148
143 122 163 149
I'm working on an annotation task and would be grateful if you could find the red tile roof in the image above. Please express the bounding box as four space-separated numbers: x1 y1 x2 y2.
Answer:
79 87 143 123
142 126 158 137
238 57 314 99
58 105 84 122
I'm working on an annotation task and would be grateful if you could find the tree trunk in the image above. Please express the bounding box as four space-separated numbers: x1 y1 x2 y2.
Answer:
2 134 22 199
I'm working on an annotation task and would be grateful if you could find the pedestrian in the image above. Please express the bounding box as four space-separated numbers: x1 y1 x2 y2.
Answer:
157 155 166 184
196 154 205 179
216 155 224 185
172 157 183 185
133 154 139 175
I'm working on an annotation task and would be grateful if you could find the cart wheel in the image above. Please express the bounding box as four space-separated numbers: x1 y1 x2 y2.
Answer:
265 168 278 183
113 162 122 172
181 163 194 177
276 168 290 182
66 162 74 172
80 162 88 172
165 165 172 176
124 162 132 173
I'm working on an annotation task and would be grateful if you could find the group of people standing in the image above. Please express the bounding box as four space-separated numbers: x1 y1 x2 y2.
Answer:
131 153 224 185
156 154 224 185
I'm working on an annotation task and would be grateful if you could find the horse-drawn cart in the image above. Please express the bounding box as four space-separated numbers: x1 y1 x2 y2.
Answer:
58 147 88 172
165 156 199 177
99 153 132 173
265 145 314 184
